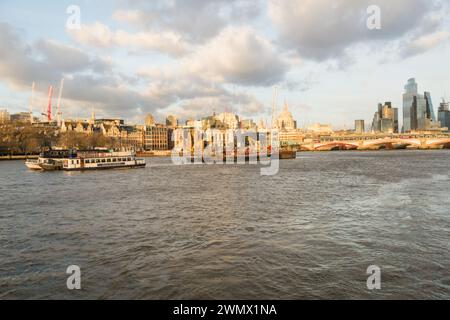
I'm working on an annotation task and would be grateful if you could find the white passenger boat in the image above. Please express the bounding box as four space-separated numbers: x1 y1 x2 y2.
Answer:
61 150 146 171
26 149 146 171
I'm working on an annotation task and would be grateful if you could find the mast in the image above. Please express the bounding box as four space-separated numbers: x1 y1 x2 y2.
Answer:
56 78 64 126
29 82 35 124
271 86 278 129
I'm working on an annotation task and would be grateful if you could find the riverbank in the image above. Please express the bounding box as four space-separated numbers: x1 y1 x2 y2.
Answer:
137 151 172 157
0 155 38 161
1 147 449 161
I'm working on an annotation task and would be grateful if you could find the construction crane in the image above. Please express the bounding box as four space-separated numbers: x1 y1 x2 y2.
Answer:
46 86 53 122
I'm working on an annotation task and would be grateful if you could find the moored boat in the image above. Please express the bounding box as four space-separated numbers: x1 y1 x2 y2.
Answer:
25 159 43 170
278 149 297 160
25 149 146 171
60 150 146 171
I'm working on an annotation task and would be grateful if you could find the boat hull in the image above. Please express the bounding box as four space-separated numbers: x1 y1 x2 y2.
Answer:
25 161 43 170
278 150 297 160
39 163 63 171
62 163 146 171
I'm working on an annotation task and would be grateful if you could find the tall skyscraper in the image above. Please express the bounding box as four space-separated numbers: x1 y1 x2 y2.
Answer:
424 92 436 122
402 78 417 132
402 79 439 132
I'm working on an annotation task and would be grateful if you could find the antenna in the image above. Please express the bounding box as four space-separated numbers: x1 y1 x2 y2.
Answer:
56 78 64 126
29 82 35 124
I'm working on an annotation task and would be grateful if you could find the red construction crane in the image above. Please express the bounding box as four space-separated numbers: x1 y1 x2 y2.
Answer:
47 86 53 121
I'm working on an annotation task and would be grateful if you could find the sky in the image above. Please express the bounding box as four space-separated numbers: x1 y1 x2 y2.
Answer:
0 0 449 129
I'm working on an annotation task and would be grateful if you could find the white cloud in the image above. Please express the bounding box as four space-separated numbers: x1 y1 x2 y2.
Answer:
181 26 288 86
268 0 441 61
401 31 449 58
69 22 192 57
112 0 263 43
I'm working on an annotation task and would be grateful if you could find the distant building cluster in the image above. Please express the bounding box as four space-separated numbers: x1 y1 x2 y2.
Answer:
2 77 449 152
371 102 399 134
356 78 448 134
402 78 441 132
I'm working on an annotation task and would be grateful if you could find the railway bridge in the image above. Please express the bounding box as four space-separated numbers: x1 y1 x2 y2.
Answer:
298 135 450 151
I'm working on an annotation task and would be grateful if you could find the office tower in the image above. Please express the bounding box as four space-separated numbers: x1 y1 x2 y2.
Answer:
402 79 439 132
355 120 365 134
403 78 418 132
372 102 398 133
424 92 436 122
438 99 450 132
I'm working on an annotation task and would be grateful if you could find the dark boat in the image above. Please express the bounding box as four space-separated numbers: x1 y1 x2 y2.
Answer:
39 159 63 171
278 149 297 160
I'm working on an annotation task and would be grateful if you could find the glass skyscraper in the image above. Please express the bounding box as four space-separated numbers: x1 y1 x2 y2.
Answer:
424 92 436 122
402 79 438 132
402 78 417 132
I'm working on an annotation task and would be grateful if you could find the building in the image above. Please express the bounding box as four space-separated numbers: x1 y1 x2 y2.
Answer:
273 103 297 130
201 114 222 129
121 125 145 150
96 118 124 126
0 109 10 123
279 130 305 146
372 102 398 133
166 115 178 128
402 78 439 132
240 119 257 130
438 99 450 132
402 78 417 132
145 114 155 127
144 124 170 151
355 120 365 134
307 123 333 134
59 120 96 134
216 112 239 129
10 112 32 123
257 119 267 130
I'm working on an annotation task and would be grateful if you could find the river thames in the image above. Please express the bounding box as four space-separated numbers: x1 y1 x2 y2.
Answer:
1 150 449 299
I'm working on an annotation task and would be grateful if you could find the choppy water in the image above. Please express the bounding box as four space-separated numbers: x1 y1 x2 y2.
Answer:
1 150 450 299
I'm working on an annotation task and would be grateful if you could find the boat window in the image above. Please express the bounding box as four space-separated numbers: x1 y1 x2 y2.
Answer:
113 158 117 162
127 158 131 161
102 159 106 163
85 159 90 164
107 158 111 163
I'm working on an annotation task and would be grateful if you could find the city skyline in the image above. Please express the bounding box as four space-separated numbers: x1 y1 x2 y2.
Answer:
1 1 450 130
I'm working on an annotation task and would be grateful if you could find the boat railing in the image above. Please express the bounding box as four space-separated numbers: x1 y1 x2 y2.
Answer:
76 151 134 159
